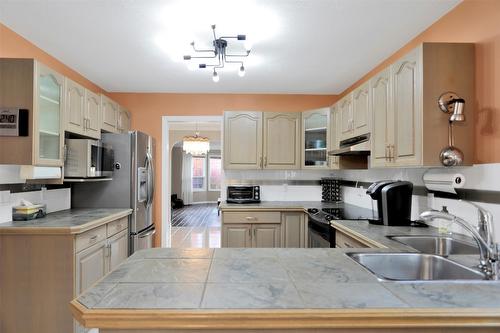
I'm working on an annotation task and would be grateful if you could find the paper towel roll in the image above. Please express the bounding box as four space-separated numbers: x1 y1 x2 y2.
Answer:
423 170 465 194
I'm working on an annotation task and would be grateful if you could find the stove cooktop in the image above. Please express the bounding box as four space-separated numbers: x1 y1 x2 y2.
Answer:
307 204 374 224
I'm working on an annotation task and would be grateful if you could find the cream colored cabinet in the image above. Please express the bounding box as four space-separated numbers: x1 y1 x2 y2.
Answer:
222 223 252 247
281 212 306 248
370 67 392 168
328 105 340 169
335 229 369 248
352 82 370 136
65 78 86 136
0 59 65 167
117 107 131 133
339 94 353 141
302 108 330 169
252 224 281 248
370 43 474 167
224 111 263 169
75 240 107 294
84 89 101 139
108 229 128 271
263 112 301 169
101 94 119 133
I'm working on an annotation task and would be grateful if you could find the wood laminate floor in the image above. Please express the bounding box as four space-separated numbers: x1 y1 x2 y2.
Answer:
171 203 221 248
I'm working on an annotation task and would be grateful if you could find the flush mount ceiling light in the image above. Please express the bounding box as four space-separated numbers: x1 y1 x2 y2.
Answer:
183 25 251 82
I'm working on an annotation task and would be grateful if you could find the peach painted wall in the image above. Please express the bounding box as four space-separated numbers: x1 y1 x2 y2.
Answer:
339 0 500 164
108 93 339 246
0 23 103 93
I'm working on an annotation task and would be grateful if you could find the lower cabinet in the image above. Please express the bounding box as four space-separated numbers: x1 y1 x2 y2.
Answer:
222 211 306 248
335 229 369 248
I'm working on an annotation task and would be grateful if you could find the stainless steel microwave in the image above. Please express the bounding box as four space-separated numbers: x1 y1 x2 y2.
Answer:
226 186 261 204
64 139 114 178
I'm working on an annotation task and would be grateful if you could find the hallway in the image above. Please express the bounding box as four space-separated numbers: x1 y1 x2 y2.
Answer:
171 203 221 248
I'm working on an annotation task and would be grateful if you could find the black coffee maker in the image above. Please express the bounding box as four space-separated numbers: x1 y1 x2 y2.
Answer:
366 180 413 226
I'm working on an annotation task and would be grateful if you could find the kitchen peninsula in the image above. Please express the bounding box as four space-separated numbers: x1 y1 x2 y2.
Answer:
71 246 500 332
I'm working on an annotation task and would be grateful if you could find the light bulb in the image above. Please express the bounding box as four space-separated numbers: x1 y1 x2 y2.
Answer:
238 65 246 77
212 71 219 82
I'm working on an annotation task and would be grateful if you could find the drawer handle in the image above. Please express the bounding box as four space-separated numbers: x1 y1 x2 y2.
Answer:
89 235 98 243
245 216 257 221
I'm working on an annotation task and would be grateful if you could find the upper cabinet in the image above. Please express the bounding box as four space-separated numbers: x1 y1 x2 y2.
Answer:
339 82 370 141
338 94 353 141
64 79 101 139
117 106 131 133
224 111 263 169
263 112 301 169
0 59 64 167
101 94 119 133
302 108 329 169
328 105 340 169
370 43 475 167
224 111 301 170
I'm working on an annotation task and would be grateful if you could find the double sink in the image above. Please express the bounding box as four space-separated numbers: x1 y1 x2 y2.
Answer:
347 235 486 281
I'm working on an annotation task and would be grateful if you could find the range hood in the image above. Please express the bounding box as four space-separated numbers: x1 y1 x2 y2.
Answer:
329 133 371 156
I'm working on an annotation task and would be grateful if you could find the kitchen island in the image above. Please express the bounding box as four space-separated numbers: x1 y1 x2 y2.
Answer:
71 247 500 332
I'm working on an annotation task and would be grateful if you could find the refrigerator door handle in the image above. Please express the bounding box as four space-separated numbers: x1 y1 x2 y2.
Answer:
145 152 154 208
138 227 156 238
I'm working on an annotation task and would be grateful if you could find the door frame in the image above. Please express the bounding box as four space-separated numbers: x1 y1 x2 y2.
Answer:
161 116 223 247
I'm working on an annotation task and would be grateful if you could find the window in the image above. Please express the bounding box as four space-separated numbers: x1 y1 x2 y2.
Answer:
191 156 206 191
208 156 222 191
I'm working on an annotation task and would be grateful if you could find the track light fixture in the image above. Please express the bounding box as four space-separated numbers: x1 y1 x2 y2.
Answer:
183 25 251 82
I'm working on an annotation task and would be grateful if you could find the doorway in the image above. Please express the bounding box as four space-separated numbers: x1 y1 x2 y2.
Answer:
162 116 223 248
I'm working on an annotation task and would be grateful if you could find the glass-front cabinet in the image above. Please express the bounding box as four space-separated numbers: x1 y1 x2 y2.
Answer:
301 108 330 169
35 62 64 166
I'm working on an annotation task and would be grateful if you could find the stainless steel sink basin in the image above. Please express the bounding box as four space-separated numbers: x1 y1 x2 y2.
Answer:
387 235 479 256
346 252 485 281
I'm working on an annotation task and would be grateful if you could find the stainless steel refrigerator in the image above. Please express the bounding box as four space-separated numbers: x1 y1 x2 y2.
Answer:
72 131 156 254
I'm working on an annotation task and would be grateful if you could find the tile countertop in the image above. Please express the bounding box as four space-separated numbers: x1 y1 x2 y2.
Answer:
220 201 359 211
71 248 500 330
0 208 132 235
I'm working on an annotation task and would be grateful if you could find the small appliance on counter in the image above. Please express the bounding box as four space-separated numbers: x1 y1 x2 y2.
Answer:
366 180 414 226
12 200 46 221
226 185 260 204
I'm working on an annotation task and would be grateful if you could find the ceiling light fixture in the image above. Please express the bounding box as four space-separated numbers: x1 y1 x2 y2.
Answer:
183 24 251 82
183 132 210 156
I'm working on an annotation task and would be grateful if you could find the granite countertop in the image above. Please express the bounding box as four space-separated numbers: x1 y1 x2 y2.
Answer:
72 247 500 329
0 208 132 235
220 201 353 211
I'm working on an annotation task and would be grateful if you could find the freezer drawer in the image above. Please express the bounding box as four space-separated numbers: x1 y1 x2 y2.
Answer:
131 224 155 253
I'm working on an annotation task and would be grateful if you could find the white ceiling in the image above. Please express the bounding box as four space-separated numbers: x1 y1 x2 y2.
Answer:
0 0 460 94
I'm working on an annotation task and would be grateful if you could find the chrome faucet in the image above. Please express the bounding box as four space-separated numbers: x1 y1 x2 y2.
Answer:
420 207 499 280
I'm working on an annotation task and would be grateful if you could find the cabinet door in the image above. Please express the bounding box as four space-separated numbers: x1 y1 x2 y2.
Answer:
252 224 281 248
263 112 300 169
391 47 422 166
328 105 340 169
281 213 306 248
338 94 353 141
65 78 85 136
302 108 329 169
101 95 118 133
75 241 107 294
223 111 262 169
108 229 128 271
84 89 101 139
352 82 370 136
222 223 252 248
34 62 64 166
370 68 392 168
118 107 131 133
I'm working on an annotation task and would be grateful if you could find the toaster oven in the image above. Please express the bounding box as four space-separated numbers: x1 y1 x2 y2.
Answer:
226 186 261 204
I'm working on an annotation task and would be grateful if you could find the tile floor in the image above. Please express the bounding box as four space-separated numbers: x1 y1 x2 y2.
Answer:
170 203 221 248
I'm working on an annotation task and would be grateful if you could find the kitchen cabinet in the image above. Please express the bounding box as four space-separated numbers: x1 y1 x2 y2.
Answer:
0 59 65 167
370 67 392 168
335 229 369 248
370 43 475 167
328 105 340 169
252 224 281 248
302 108 330 169
101 94 119 133
117 106 131 133
108 229 128 271
339 82 370 141
65 79 101 139
222 223 252 247
224 111 263 169
281 212 306 248
75 240 107 294
263 112 301 169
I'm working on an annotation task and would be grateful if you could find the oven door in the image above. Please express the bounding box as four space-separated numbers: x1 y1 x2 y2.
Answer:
307 219 333 248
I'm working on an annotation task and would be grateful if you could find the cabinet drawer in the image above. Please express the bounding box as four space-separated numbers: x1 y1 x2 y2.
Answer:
223 211 281 224
107 217 128 237
75 225 107 253
335 230 368 249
